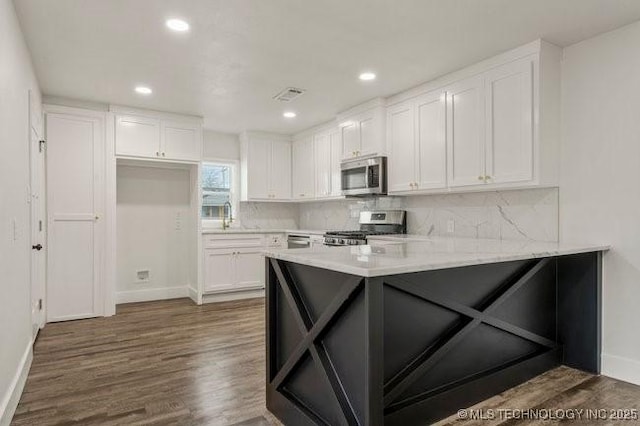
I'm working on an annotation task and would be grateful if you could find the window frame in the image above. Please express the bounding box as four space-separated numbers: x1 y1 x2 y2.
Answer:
200 159 239 228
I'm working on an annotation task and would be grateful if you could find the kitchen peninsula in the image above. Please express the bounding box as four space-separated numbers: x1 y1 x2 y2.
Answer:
264 237 608 425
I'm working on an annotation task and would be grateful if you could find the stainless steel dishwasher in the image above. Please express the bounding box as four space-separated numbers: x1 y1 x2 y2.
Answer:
287 234 311 249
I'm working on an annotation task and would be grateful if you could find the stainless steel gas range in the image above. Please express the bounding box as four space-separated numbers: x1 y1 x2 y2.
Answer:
323 210 406 246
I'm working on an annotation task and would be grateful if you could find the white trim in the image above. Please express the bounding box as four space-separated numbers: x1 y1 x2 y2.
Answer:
336 97 386 121
116 286 190 304
43 103 107 119
0 342 33 426
602 353 640 386
108 104 203 124
202 289 264 304
386 39 546 107
188 286 199 304
201 160 239 227
239 131 291 143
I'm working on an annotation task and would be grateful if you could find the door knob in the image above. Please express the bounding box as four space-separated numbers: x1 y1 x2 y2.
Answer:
32 244 43 251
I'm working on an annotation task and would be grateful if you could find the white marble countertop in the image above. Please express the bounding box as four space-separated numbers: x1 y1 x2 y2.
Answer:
202 228 327 235
263 236 610 277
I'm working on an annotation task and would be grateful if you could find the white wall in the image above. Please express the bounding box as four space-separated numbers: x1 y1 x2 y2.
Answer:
561 21 640 385
116 165 193 303
0 0 40 422
203 129 240 160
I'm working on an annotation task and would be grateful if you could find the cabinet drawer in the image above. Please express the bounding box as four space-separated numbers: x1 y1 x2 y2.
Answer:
203 234 264 249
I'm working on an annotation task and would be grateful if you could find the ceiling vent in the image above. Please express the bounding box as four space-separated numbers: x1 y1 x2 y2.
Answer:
273 87 306 102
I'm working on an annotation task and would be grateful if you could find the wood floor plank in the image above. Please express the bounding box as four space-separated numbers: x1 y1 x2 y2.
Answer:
12 298 640 426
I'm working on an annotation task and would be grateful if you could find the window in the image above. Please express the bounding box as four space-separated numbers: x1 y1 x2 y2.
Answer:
201 162 236 222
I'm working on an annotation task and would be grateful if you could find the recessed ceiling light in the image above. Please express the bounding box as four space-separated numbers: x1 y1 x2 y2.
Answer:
166 18 190 32
359 72 376 81
283 111 297 118
135 86 152 95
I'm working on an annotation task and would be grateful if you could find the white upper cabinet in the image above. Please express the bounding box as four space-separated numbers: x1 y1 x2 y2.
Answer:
415 91 447 190
383 40 561 195
292 137 315 200
314 132 332 198
446 75 486 188
161 120 202 161
484 57 533 185
329 128 343 197
387 102 416 193
338 100 386 160
270 140 293 200
387 90 447 194
115 115 161 158
240 133 292 201
244 137 271 200
446 57 535 189
114 109 202 162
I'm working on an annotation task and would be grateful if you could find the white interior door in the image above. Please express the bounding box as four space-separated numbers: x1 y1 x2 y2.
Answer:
47 110 104 322
29 126 46 337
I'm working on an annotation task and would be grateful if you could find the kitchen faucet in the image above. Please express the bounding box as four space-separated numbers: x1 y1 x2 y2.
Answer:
222 201 233 230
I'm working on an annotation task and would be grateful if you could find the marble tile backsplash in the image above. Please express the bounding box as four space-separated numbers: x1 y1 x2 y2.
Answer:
236 202 299 229
298 188 559 242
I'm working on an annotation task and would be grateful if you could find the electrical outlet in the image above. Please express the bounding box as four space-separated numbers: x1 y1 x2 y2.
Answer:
446 219 455 234
136 270 150 283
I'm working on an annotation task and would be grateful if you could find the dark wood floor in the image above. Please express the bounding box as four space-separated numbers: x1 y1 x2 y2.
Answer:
13 298 640 425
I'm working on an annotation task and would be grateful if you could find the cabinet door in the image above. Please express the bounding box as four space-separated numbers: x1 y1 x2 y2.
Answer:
358 109 384 157
246 137 271 200
387 102 416 193
484 58 534 185
292 137 315 199
204 249 235 292
329 129 343 197
270 140 292 200
415 91 447 190
235 250 264 289
340 121 360 159
162 120 202 161
115 114 161 158
446 76 485 187
314 132 332 198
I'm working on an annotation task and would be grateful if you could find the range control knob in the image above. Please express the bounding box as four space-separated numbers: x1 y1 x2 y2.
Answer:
338 239 345 245
348 240 358 245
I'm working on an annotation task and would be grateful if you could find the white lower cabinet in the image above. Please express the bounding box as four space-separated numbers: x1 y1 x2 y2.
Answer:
202 233 285 295
204 249 236 291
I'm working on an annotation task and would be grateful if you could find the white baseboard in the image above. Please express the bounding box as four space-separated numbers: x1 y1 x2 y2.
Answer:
202 289 264 304
187 287 199 304
116 286 189 304
0 342 33 426
602 353 640 386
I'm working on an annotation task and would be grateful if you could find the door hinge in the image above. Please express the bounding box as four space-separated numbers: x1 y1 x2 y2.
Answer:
39 220 43 232
39 140 46 153
38 299 43 310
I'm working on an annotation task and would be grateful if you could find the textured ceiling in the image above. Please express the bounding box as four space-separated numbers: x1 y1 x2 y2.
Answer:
14 0 640 134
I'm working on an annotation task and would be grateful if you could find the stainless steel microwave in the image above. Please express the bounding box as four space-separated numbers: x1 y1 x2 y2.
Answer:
341 156 387 196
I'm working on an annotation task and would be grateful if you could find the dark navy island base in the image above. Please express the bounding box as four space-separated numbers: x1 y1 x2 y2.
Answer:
265 252 602 426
